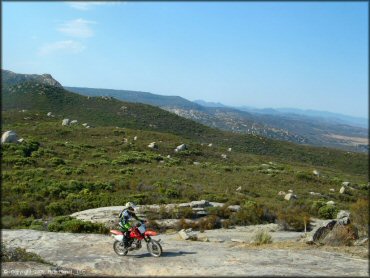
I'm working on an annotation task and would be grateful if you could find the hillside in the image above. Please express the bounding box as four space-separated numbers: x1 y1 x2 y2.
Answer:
1 71 368 240
2 80 368 175
2 82 217 141
65 85 368 153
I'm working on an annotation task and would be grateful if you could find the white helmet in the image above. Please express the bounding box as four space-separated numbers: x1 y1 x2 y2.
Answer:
125 202 136 211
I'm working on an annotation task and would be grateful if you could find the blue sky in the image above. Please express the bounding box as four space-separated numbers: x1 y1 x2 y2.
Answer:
3 1 368 118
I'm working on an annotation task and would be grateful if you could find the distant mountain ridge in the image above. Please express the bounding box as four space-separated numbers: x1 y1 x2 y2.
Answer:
2 69 62 88
234 106 368 129
66 85 368 153
65 86 203 110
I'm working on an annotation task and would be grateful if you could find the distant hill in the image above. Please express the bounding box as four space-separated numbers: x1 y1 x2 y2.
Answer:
193 99 226 108
236 106 368 129
65 86 203 110
2 82 217 141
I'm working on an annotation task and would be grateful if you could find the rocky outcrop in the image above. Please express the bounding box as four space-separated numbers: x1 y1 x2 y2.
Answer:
2 228 367 276
2 70 63 88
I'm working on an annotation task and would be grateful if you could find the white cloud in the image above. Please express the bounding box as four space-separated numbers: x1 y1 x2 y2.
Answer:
58 18 96 38
66 2 120 11
38 40 85 56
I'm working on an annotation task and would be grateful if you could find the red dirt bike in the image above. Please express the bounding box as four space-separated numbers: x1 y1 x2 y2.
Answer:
110 222 163 257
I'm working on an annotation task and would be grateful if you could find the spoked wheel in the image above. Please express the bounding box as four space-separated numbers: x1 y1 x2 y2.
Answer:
113 240 128 256
147 239 162 257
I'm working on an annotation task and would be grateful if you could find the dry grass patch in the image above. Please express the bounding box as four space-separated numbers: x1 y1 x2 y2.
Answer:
233 240 368 259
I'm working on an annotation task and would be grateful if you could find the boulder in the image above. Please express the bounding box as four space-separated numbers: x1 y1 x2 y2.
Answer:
337 210 350 225
17 138 25 143
148 142 158 149
310 192 322 196
284 193 297 201
1 130 19 144
209 202 224 208
62 119 70 126
193 162 200 165
228 148 232 152
178 229 197 240
236 186 242 192
174 144 187 152
70 120 78 124
221 154 227 159
342 182 351 187
329 188 335 192
326 201 335 206
307 220 337 243
313 170 320 176
228 205 241 212
190 200 209 208
320 224 359 246
208 143 213 147
82 123 88 127
288 189 293 193
47 112 53 117
133 136 137 141
339 186 347 194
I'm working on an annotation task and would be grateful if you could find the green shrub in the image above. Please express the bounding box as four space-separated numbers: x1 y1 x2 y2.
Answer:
47 157 65 167
1 245 48 263
296 171 314 181
318 205 338 219
47 216 109 234
253 230 272 245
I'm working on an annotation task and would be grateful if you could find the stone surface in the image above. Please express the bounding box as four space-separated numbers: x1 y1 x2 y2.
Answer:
2 228 368 276
227 205 241 212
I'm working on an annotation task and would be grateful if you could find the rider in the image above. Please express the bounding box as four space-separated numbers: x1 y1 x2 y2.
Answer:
118 202 144 248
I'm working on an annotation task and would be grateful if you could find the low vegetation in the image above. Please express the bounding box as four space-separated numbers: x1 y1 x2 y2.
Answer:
1 82 368 234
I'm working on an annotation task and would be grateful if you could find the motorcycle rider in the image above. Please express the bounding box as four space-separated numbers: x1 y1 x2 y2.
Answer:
118 202 144 248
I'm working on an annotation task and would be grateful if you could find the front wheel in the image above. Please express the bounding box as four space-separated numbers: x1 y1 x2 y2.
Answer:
147 239 162 257
113 240 128 256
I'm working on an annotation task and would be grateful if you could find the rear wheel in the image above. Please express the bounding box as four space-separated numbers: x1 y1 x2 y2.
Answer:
147 239 162 257
113 240 128 256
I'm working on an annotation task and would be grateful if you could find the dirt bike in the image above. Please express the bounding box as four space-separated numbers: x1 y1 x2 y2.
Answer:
110 222 163 257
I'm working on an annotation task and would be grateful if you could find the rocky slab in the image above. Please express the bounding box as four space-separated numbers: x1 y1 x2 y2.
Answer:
2 227 368 276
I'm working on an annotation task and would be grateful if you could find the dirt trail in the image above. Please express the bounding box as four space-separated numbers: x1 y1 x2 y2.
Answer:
1 228 368 276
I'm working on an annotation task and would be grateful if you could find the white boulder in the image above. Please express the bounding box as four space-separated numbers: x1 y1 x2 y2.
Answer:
284 193 297 201
1 130 19 144
221 154 227 159
313 170 320 176
70 120 78 124
174 144 187 152
326 201 335 206
148 142 158 149
62 119 70 126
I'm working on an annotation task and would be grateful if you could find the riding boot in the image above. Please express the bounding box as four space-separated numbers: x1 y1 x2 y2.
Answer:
123 232 130 248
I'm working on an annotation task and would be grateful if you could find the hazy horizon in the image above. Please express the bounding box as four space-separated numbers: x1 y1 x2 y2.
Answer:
3 1 368 118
